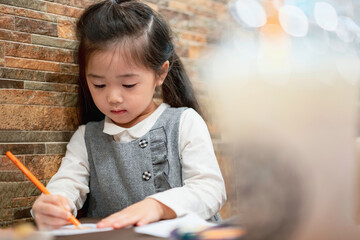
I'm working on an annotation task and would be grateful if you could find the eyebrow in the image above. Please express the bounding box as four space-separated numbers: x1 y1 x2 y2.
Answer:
86 73 139 78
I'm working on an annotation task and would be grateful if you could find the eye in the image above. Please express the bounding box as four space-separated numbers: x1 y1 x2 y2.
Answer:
93 84 105 88
123 84 136 88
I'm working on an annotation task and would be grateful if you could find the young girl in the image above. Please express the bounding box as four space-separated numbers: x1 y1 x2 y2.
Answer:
32 0 226 230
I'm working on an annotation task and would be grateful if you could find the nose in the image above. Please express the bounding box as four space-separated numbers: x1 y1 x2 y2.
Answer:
107 88 123 105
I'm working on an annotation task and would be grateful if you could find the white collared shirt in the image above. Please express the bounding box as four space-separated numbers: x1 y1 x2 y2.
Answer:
46 103 226 219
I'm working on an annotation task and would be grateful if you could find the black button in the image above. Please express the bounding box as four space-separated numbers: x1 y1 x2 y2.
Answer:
139 139 148 148
142 171 152 181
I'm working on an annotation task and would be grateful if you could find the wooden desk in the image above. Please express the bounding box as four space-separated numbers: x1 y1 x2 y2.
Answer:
55 218 162 240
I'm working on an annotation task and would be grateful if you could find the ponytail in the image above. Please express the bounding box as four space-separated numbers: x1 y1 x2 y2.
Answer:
162 53 203 117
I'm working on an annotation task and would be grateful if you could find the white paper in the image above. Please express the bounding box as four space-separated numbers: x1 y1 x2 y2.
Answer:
134 213 215 238
47 223 113 236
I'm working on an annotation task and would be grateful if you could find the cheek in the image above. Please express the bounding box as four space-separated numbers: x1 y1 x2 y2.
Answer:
87 87 97 100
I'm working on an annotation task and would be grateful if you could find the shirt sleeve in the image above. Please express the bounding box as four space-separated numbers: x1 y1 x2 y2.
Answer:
46 125 90 216
148 109 227 219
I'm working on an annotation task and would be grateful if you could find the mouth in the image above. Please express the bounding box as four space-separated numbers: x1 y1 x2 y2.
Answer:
111 110 126 115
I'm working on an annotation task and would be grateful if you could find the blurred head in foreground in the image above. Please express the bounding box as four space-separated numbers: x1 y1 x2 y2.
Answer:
202 1 360 239
230 139 305 240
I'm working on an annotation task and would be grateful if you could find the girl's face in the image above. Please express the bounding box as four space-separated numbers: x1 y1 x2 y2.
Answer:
86 47 168 128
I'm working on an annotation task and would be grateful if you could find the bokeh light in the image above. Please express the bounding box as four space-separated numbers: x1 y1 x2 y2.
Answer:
279 5 309 37
314 2 338 31
336 16 356 43
229 0 267 28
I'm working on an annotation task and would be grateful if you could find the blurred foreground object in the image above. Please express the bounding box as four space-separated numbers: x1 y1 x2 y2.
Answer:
202 0 360 239
170 225 245 240
0 223 53 240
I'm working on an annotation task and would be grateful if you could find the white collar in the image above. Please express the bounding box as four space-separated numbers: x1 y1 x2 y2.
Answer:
103 103 169 140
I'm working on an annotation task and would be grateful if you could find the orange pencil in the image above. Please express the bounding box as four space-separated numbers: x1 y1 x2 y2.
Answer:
6 151 82 228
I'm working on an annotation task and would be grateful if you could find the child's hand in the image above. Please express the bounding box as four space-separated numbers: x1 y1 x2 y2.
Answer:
97 198 176 229
32 194 72 230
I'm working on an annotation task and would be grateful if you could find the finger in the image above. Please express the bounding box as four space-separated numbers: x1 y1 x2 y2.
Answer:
35 202 71 220
97 216 119 228
42 195 71 209
40 194 64 204
37 223 54 231
98 214 137 229
37 221 69 231
36 215 71 230
136 216 153 227
58 197 71 212
113 215 139 229
36 214 71 228
96 212 121 227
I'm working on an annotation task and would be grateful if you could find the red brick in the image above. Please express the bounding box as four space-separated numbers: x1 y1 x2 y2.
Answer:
144 2 159 11
58 18 76 40
188 44 206 59
0 130 74 143
52 0 94 8
0 67 45 81
0 41 4 63
174 41 189 58
0 89 77 107
46 143 67 155
159 8 191 30
168 1 192 14
187 15 213 34
5 42 76 63
0 171 25 181
45 72 78 84
0 29 31 43
0 105 78 131
13 207 32 219
25 155 62 180
24 81 78 93
15 17 57 37
0 155 25 171
192 5 217 19
0 144 46 155
47 2 83 18
0 5 57 22
145 0 168 7
5 57 60 72
11 196 37 208
179 31 207 43
0 0 46 12
0 209 12 221
31 35 77 50
0 14 14 30
12 218 35 225
213 2 228 20
0 182 42 206
61 63 79 74
0 79 24 89
191 0 216 9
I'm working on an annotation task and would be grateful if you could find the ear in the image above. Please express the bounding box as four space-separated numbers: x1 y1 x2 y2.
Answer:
156 60 169 86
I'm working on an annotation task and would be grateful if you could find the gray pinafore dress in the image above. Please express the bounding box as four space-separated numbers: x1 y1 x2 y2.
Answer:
83 107 221 222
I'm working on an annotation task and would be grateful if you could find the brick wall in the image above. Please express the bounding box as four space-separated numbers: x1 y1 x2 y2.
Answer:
0 0 232 226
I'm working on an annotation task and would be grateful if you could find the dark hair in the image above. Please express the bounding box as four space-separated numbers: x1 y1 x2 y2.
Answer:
76 0 202 124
